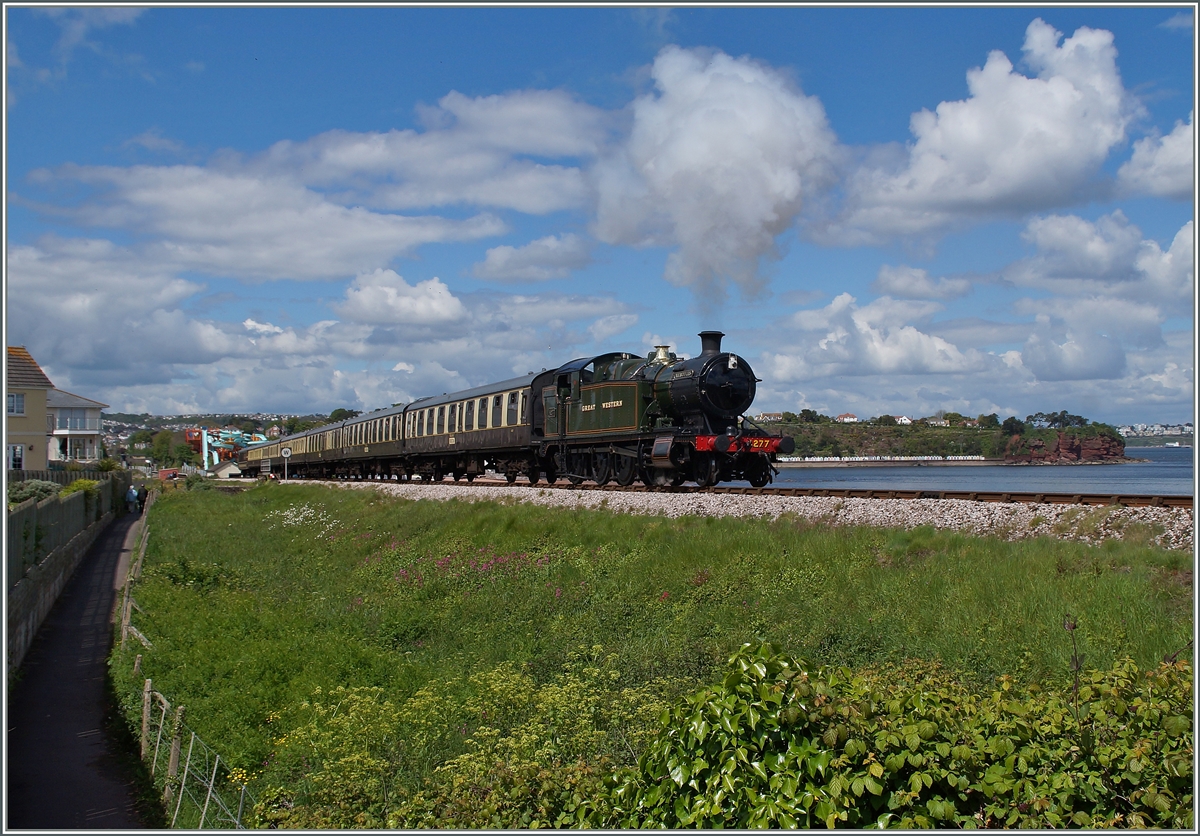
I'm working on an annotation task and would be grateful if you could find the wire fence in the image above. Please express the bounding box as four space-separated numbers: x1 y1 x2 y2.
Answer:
136 682 258 829
122 497 259 829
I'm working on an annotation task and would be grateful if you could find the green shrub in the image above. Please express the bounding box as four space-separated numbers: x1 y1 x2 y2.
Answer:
60 478 100 497
96 457 121 472
6 479 62 508
588 642 1193 829
184 473 212 491
252 650 691 829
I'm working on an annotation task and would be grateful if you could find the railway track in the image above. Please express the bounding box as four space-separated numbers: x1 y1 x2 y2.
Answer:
320 475 1194 509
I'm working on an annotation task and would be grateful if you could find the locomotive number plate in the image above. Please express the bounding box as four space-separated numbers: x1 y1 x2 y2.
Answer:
744 437 774 450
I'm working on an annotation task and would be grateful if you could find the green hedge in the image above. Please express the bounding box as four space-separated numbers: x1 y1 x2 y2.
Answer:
586 643 1193 829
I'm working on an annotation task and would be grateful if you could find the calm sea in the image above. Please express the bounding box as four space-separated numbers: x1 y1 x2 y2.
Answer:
738 446 1195 496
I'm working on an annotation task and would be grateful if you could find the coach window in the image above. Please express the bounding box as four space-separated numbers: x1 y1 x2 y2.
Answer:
465 400 474 431
436 406 445 434
520 391 528 423
492 394 503 427
447 404 456 434
507 391 518 426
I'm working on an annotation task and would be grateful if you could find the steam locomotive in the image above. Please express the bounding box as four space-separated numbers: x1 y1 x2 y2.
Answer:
239 331 794 488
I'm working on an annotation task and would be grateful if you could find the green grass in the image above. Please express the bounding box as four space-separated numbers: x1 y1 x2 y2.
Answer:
110 482 1192 782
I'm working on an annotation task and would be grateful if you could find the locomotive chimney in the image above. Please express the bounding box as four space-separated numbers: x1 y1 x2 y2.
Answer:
699 331 724 356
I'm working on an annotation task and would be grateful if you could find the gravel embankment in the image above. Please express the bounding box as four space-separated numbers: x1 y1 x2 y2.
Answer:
306 480 1194 552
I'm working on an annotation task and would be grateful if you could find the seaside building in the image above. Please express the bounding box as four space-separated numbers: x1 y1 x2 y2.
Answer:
6 346 53 471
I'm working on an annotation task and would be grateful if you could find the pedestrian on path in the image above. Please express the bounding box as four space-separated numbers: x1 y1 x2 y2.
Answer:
136 483 148 512
126 484 138 514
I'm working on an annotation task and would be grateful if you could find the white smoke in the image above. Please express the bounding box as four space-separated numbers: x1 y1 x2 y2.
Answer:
592 46 839 304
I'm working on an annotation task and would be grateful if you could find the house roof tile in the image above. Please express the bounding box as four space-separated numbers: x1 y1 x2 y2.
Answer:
6 346 54 389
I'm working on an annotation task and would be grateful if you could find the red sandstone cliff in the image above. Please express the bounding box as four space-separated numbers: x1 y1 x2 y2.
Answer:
1004 431 1126 463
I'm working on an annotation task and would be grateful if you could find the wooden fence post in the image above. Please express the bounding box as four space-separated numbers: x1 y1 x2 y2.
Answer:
163 705 186 805
140 679 152 759
134 526 149 579
120 576 131 647
133 653 142 675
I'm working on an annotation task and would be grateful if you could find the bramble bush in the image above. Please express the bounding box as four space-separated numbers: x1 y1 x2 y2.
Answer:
585 642 1193 829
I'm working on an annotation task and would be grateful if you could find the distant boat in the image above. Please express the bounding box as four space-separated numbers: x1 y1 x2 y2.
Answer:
1165 441 1180 447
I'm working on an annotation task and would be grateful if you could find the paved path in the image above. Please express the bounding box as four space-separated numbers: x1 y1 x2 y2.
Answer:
6 511 148 829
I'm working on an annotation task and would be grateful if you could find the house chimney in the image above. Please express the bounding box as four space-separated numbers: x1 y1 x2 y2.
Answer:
699 331 724 356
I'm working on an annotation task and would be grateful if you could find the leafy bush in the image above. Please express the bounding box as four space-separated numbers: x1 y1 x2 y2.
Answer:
184 473 212 491
7 479 62 508
59 478 100 497
588 643 1193 829
96 457 121 472
252 649 691 829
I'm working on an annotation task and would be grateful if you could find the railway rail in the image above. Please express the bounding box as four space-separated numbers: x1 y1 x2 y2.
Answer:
303 475 1194 509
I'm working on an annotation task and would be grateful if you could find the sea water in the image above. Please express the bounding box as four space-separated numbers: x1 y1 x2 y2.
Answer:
738 446 1194 496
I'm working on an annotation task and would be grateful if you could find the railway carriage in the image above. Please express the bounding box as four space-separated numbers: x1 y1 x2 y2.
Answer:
240 331 793 487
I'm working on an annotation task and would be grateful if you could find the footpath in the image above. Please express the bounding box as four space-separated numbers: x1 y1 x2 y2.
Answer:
7 510 148 829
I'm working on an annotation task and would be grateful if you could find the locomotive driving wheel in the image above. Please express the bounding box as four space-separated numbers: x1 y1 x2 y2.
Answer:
593 452 612 486
692 452 717 488
614 453 637 486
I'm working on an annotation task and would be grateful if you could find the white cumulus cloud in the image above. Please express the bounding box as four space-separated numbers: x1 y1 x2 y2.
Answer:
335 269 468 326
872 264 971 300
770 293 987 381
471 233 592 281
827 18 1138 244
1006 213 1193 303
1117 111 1194 199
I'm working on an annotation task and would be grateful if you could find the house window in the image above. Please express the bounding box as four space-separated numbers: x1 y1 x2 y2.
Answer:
7 444 24 470
7 393 24 415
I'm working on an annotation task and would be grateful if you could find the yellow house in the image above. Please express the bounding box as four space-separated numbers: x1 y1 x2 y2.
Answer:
6 346 55 471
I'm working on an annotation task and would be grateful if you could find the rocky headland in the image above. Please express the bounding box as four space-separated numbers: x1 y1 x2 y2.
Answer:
1004 431 1127 463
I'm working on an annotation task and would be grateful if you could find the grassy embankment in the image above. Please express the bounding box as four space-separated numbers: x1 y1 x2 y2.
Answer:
775 422 1122 458
109 482 1191 826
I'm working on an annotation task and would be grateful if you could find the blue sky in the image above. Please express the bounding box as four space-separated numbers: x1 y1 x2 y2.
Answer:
4 5 1195 425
